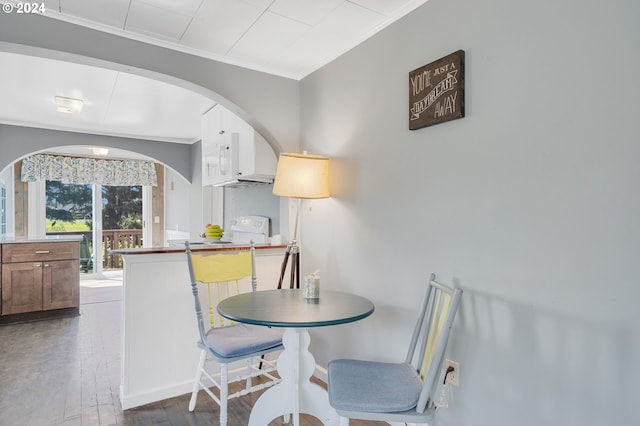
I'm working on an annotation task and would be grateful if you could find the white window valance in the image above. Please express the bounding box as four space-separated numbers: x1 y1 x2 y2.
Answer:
21 154 158 186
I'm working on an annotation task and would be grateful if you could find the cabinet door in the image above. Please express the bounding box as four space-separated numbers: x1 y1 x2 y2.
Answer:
202 105 245 186
203 134 228 185
1 263 43 315
42 259 79 310
202 132 240 185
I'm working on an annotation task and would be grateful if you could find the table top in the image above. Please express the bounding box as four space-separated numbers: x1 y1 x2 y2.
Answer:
217 289 375 328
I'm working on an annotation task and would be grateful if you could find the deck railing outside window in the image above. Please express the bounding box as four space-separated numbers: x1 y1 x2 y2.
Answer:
47 230 143 269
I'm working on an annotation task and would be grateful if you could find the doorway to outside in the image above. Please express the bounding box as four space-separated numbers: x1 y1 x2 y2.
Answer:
45 181 144 273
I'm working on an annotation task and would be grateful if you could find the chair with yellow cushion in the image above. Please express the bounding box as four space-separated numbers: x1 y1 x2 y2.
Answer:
327 273 463 425
185 242 283 426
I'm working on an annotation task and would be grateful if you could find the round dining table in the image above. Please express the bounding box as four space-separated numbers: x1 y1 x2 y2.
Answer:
218 288 375 426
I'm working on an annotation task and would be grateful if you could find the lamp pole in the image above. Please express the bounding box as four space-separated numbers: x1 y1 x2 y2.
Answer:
277 198 301 289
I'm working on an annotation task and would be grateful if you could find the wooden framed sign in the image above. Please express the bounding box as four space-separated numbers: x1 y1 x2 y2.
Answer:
409 50 465 130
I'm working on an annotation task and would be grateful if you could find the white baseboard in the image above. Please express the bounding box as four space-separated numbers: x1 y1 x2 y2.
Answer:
314 364 328 383
120 381 193 410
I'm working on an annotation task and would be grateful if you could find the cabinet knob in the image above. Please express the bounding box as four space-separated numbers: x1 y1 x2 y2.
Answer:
34 263 41 267
35 250 50 254
219 130 225 135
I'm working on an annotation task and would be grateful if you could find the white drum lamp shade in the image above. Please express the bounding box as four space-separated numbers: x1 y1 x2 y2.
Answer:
272 153 330 199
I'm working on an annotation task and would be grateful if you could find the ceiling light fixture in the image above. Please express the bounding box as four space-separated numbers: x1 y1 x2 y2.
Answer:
92 147 109 156
55 96 83 114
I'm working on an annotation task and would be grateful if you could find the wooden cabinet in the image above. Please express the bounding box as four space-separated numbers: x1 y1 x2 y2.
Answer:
1 241 79 318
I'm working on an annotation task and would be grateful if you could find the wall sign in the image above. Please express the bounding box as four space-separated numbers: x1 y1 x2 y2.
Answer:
409 50 465 130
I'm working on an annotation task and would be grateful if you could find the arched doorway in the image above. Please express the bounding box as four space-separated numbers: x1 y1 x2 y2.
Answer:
4 146 191 277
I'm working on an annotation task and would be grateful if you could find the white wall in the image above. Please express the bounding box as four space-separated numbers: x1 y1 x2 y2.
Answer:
300 0 640 424
164 167 192 235
0 125 192 181
223 185 281 236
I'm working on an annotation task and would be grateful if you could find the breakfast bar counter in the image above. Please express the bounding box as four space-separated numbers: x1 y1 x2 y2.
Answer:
111 243 287 410
110 241 286 255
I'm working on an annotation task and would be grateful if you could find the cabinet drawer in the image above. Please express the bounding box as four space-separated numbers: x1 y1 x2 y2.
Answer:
2 242 80 263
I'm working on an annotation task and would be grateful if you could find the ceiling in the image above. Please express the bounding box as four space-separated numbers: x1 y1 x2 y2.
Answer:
0 0 426 148
0 51 216 144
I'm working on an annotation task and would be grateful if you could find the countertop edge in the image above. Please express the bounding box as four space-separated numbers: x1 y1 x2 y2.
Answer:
0 236 84 244
111 244 287 255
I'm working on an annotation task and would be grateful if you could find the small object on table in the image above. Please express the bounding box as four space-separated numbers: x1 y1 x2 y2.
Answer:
304 270 320 301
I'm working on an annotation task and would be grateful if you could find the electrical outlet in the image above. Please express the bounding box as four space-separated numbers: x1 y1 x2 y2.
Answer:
445 359 459 386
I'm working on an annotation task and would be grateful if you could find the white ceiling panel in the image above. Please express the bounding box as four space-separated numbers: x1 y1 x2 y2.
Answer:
133 0 203 17
269 0 343 26
271 34 341 77
350 0 415 15
126 1 192 41
228 11 311 66
271 1 384 74
180 0 265 55
242 0 274 9
315 2 383 42
58 0 130 29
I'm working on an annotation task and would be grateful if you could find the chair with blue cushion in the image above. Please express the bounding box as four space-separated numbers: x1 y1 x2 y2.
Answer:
327 273 463 425
185 242 284 426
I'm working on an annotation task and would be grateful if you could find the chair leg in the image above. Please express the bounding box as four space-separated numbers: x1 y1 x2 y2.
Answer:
220 363 229 426
245 358 253 389
188 350 207 412
339 416 350 426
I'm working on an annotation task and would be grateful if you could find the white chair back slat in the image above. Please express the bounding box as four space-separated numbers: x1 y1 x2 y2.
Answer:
416 279 462 413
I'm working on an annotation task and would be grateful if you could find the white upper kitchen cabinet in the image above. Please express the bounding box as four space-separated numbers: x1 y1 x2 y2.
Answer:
201 105 276 187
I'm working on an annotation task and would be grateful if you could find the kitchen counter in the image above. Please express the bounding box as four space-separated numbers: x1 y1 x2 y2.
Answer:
110 242 286 255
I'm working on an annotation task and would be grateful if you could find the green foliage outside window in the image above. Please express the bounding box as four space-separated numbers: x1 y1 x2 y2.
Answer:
45 182 142 231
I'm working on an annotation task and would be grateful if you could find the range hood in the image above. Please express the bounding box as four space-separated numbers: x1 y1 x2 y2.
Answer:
221 178 272 188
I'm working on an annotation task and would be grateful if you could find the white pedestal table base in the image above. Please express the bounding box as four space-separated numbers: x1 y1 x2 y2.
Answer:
249 328 339 426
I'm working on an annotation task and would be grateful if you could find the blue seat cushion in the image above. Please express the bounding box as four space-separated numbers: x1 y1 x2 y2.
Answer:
328 359 423 413
205 323 282 358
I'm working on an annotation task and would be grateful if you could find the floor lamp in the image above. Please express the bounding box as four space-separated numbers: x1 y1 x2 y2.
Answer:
272 153 330 289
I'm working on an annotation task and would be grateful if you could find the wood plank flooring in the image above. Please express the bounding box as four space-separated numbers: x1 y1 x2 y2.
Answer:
0 272 387 426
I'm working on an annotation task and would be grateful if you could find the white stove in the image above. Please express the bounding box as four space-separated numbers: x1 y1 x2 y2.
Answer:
229 215 270 244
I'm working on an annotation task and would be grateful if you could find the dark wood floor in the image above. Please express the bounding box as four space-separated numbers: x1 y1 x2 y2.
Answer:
0 274 387 426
